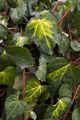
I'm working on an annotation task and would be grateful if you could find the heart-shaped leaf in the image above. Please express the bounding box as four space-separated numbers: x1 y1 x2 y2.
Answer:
5 46 34 69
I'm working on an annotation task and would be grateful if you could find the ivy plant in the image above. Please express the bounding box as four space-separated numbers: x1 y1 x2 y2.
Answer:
0 0 80 120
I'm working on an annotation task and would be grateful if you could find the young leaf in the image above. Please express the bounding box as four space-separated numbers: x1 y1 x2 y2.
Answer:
59 83 72 98
0 66 16 85
13 33 29 47
70 40 80 51
30 111 37 120
5 46 34 69
25 76 46 103
35 56 47 82
44 97 71 120
5 94 32 120
26 18 53 49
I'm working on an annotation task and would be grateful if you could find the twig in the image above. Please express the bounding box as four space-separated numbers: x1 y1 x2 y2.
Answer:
57 11 70 27
72 85 80 103
63 85 80 120
71 58 80 64
20 26 23 35
23 16 29 22
51 0 60 13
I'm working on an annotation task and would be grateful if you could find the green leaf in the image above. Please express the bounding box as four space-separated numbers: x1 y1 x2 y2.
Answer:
70 40 80 51
35 56 47 82
12 33 29 47
13 75 22 90
5 94 32 120
26 18 54 55
47 57 68 73
47 58 80 96
25 75 46 103
44 97 71 120
72 107 80 120
59 83 72 98
71 0 80 10
5 46 34 69
10 2 27 23
26 18 53 41
47 63 70 84
7 0 21 8
0 0 7 10
24 0 38 4
0 25 7 39
72 9 80 36
0 66 16 85
53 33 69 56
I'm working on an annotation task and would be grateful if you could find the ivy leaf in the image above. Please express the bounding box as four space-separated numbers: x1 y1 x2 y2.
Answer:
24 0 38 4
10 2 27 23
44 97 71 120
5 94 33 120
59 83 72 98
70 40 80 51
6 0 21 8
72 107 80 120
5 46 34 69
71 0 80 10
72 9 80 36
26 18 53 42
30 111 37 120
47 58 80 95
13 75 22 90
53 34 69 56
47 63 70 84
35 56 47 82
0 66 16 85
47 57 68 73
25 75 46 103
26 18 54 55
0 0 7 10
0 25 7 39
13 33 29 47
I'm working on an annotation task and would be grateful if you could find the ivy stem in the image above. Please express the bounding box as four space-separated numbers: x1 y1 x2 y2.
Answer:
57 11 70 26
63 85 80 120
71 58 80 64
51 0 60 13
72 85 80 103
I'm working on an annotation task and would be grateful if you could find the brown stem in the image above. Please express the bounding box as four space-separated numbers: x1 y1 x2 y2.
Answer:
51 0 60 13
71 58 80 64
72 85 80 103
20 26 23 35
63 85 80 120
57 11 70 27
68 24 72 40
